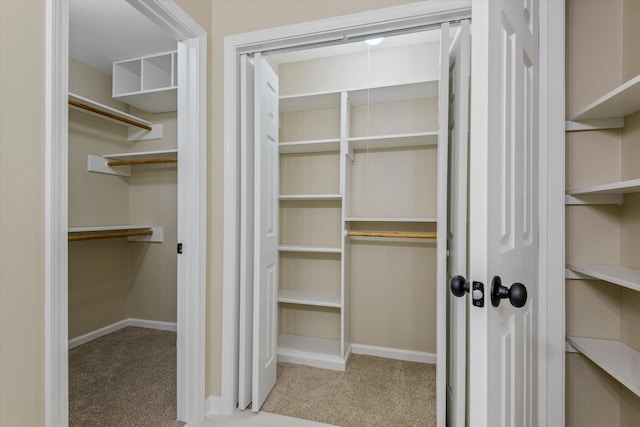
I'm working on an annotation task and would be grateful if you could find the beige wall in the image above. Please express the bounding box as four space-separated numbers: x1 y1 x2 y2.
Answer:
0 1 46 425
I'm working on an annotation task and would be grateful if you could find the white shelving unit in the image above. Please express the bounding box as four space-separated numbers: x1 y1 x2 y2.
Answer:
567 336 640 397
88 149 178 177
348 132 438 150
279 194 342 201
113 51 177 113
278 245 342 254
346 217 437 223
279 139 341 154
277 334 344 370
567 179 640 196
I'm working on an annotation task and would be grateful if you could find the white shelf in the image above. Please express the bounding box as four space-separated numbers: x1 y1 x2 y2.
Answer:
68 92 152 129
279 138 341 154
280 91 341 113
570 74 640 121
566 179 640 196
278 290 341 308
68 225 151 233
567 336 640 397
88 149 178 177
279 245 342 254
277 334 346 370
102 149 178 161
349 80 439 105
566 264 640 293
346 217 437 223
348 132 438 150
279 194 342 201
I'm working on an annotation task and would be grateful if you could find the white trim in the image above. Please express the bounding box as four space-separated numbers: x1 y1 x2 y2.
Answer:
205 396 223 417
46 1 207 426
538 1 565 426
68 318 178 350
45 1 69 425
351 343 437 364
223 1 472 418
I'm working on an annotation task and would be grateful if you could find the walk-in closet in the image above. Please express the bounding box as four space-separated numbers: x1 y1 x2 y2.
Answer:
239 20 470 426
565 0 640 425
67 1 180 424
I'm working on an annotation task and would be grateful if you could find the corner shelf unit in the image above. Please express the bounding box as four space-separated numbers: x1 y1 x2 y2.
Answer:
88 149 178 177
566 73 640 131
112 51 177 113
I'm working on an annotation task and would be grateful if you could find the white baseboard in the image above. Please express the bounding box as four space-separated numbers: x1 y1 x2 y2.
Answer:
206 395 222 417
351 343 436 364
68 318 177 349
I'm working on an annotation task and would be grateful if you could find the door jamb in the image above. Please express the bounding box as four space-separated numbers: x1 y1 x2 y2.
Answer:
221 1 473 422
45 1 207 425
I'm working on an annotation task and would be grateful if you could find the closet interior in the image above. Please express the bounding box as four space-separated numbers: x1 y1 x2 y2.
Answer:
67 0 179 418
565 0 640 425
262 25 451 374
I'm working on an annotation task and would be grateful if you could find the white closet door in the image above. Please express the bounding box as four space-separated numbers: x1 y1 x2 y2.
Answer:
447 20 471 427
252 52 279 412
238 54 255 410
468 1 539 425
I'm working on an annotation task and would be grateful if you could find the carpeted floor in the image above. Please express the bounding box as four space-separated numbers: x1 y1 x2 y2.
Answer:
261 355 436 427
69 327 184 427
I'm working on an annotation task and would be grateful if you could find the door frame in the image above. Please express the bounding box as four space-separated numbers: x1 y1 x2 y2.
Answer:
223 1 565 425
221 1 472 422
44 1 207 425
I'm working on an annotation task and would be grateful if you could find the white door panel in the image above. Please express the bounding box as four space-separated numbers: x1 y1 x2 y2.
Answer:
469 1 538 426
252 52 279 412
239 54 255 410
446 20 470 427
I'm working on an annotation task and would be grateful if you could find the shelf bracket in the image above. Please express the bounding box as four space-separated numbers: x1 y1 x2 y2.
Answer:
565 118 624 132
565 341 579 353
345 141 355 162
128 124 164 141
88 154 131 176
565 268 594 280
565 194 624 206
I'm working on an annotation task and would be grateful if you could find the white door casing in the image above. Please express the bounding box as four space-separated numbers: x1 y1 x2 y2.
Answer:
469 1 539 426
252 53 279 412
238 54 256 410
446 19 471 427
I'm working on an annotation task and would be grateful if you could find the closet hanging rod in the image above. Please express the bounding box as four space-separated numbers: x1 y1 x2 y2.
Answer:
345 230 437 239
107 157 178 167
68 99 153 131
68 230 153 242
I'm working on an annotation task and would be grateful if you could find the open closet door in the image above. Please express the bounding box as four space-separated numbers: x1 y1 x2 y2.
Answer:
238 54 255 410
252 52 279 412
446 20 470 427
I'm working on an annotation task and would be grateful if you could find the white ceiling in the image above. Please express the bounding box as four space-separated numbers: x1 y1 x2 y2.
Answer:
69 0 177 75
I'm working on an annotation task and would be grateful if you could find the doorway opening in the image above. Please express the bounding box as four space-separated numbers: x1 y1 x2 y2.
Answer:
222 4 473 426
45 0 206 425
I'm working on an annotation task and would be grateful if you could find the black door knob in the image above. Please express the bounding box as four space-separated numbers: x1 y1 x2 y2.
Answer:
490 275 527 308
450 275 470 297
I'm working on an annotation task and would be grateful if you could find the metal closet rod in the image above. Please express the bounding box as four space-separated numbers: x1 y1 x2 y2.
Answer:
107 158 178 167
68 99 153 131
68 230 153 242
345 230 436 239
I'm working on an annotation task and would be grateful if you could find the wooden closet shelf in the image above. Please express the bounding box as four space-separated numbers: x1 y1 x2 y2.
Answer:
345 230 436 239
68 229 153 242
68 93 152 131
107 157 177 167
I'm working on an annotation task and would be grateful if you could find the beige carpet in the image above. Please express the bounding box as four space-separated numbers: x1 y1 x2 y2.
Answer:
261 355 436 427
69 326 184 427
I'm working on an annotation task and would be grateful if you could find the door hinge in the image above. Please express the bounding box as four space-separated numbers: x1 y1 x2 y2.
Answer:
177 243 183 254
